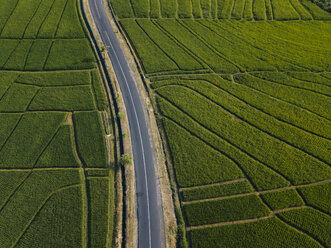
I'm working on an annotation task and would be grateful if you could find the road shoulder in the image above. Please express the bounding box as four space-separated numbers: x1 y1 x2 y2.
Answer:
102 0 177 247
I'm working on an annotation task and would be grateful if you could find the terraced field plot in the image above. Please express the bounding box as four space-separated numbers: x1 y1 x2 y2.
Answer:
0 0 115 247
110 0 331 247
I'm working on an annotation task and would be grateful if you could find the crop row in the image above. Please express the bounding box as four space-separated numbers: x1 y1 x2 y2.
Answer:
183 194 271 226
0 157 113 248
0 1 113 247
250 71 331 97
0 112 66 168
188 216 323 247
0 70 106 112
87 177 115 248
234 73 331 120
261 189 304 210
161 118 244 187
14 186 83 247
0 0 85 38
152 73 331 140
110 0 331 20
158 101 289 190
35 125 81 168
278 207 330 247
152 72 330 245
118 19 330 75
157 86 329 231
0 169 81 247
0 39 96 71
1 84 94 112
73 111 108 168
299 182 331 214
156 78 331 164
156 84 331 185
158 101 291 190
181 179 254 201
0 111 108 169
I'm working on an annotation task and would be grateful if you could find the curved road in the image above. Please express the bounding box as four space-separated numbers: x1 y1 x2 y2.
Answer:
84 0 165 247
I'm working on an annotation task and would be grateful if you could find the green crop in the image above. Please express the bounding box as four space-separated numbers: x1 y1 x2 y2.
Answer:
177 0 193 18
120 19 178 73
183 194 271 226
137 19 204 71
189 217 322 247
253 0 266 20
0 170 81 247
17 70 91 87
0 0 41 38
271 0 300 20
0 171 29 208
91 70 107 111
299 182 331 214
110 1 331 246
290 0 313 19
278 207 331 247
0 40 20 67
181 180 254 201
15 186 83 248
88 177 114 248
23 0 56 38
236 73 331 119
243 0 254 19
110 0 329 19
157 96 290 190
131 0 149 17
156 19 238 73
0 0 113 246
38 0 67 38
300 0 331 19
155 78 331 165
44 39 96 70
160 0 177 17
56 0 85 38
261 189 305 210
0 0 19 32
110 0 134 18
0 112 65 168
29 86 96 111
156 85 331 185
231 0 245 19
0 83 38 112
73 111 108 168
3 40 33 70
36 125 80 168
162 118 244 187
150 0 161 18
0 113 21 148
24 40 53 70
191 0 203 18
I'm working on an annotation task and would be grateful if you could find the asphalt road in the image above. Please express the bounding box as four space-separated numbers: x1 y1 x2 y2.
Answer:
86 0 165 247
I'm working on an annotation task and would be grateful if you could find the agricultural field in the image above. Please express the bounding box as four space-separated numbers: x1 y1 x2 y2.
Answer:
109 0 331 247
0 0 115 247
111 0 331 20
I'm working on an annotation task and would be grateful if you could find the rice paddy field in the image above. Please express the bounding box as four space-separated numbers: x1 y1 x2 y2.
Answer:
0 0 115 247
109 0 331 247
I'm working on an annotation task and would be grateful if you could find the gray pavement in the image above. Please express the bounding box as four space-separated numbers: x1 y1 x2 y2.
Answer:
85 0 165 247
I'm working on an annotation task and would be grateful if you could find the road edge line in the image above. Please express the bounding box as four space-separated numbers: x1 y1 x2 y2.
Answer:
103 1 177 247
79 0 137 247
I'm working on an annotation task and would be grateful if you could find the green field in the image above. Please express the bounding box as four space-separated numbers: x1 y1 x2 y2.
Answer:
110 0 331 247
0 0 115 247
111 0 331 20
